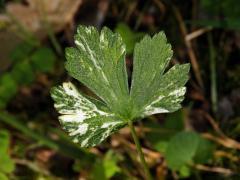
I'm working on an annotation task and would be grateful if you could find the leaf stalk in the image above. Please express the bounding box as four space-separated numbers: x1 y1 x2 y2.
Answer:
128 121 152 180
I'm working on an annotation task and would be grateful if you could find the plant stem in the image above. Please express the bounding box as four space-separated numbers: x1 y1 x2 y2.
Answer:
38 0 62 55
128 121 152 180
208 33 218 114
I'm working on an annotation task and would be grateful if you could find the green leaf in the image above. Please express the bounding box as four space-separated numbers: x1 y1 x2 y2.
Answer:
65 26 129 116
51 82 125 147
91 151 120 180
165 131 199 170
0 155 15 173
194 137 214 164
164 110 185 131
0 74 18 108
144 121 177 153
179 165 191 178
145 110 185 153
11 61 35 85
31 47 56 72
0 130 10 155
51 26 189 147
165 131 214 173
10 42 34 62
91 160 107 180
115 23 145 54
0 130 15 174
130 33 190 118
0 173 8 180
103 151 121 178
154 141 168 154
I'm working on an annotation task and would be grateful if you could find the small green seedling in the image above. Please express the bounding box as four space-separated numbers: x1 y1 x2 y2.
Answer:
0 130 15 180
51 25 190 179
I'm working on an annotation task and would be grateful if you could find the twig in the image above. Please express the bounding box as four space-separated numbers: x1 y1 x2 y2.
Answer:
114 134 162 160
172 5 203 88
14 158 51 176
152 0 166 19
135 126 177 134
200 111 240 150
124 1 137 22
134 1 150 30
6 12 40 47
193 164 234 176
202 112 225 137
37 0 62 55
208 33 218 114
202 133 240 150
186 27 212 41
214 150 239 162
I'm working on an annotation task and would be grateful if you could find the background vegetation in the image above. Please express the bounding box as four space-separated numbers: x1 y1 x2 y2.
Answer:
0 0 240 179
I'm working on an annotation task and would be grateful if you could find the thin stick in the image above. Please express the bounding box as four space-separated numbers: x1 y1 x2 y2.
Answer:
172 6 203 88
214 150 239 162
186 27 212 41
128 121 152 180
193 164 234 175
38 0 62 55
14 158 50 176
203 112 224 137
208 33 218 114
202 133 240 150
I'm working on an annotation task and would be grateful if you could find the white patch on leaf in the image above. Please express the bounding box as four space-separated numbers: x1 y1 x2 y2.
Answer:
81 137 90 147
54 82 112 121
101 121 121 128
148 95 164 106
51 81 123 147
100 31 107 46
69 123 88 136
85 28 92 34
62 82 79 98
169 87 186 97
80 36 100 70
101 71 109 84
73 138 79 143
59 114 87 123
143 106 169 116
100 128 112 142
75 40 86 51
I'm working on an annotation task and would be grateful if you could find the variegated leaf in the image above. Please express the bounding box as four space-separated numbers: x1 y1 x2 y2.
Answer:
51 26 190 147
65 26 129 116
51 82 125 147
130 32 190 117
142 64 190 116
